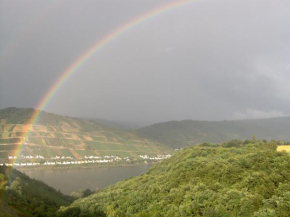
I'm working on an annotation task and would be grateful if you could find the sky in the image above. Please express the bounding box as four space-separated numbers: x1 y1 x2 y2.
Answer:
1 0 290 123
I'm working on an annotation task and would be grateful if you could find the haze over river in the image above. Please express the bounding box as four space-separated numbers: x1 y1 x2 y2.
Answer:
20 164 152 195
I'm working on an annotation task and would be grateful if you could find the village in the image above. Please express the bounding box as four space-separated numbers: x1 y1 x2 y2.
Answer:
0 154 171 167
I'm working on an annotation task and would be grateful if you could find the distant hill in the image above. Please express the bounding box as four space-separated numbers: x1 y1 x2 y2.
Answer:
0 166 72 217
0 107 172 165
81 117 152 130
58 140 290 216
137 118 290 148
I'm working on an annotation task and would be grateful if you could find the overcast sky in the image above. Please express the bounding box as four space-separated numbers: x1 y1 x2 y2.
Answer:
1 0 290 123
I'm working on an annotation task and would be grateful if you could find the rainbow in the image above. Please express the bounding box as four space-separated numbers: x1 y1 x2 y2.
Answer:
14 0 195 160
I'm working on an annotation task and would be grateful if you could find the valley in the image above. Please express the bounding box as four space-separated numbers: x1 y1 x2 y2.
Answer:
1 108 290 216
2 0 288 215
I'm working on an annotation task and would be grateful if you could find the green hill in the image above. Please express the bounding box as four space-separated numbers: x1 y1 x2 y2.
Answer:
0 107 172 166
58 140 290 217
0 166 72 217
137 118 290 148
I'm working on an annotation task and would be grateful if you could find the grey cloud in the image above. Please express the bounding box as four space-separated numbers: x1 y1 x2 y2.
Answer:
1 0 290 122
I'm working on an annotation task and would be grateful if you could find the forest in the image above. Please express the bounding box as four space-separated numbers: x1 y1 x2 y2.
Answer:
0 166 73 217
58 139 290 217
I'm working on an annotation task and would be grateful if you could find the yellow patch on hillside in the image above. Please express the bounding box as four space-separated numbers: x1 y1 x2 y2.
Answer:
10 132 17 137
48 126 57 132
13 124 32 132
69 134 80 140
2 132 10 138
1 119 7 124
13 124 26 132
277 146 290 153
19 124 33 132
91 131 105 137
130 139 147 143
61 122 80 132
112 138 118 142
83 136 93 141
36 125 48 132
3 124 15 131
70 148 82 159
41 138 47 146
49 132 56 137
62 133 72 138
28 125 46 132
70 121 81 129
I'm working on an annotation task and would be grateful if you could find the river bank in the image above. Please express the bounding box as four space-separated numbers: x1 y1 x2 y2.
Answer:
16 161 155 171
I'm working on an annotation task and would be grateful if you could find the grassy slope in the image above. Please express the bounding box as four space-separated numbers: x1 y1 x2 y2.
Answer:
0 166 72 217
0 107 172 162
58 140 290 217
137 118 290 148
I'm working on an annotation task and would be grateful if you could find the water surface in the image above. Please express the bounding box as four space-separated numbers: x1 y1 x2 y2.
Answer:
20 164 152 195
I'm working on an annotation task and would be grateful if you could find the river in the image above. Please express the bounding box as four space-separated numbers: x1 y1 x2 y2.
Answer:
19 164 152 195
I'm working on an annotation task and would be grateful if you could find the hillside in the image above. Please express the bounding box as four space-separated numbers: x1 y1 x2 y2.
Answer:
0 166 72 217
137 118 290 148
58 140 290 217
82 117 152 130
0 107 172 166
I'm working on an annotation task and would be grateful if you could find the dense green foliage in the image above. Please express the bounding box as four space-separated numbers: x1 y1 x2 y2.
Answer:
137 119 290 148
59 140 290 217
0 166 73 217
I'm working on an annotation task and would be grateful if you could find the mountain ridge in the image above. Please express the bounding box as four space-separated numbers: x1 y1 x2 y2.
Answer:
137 117 290 148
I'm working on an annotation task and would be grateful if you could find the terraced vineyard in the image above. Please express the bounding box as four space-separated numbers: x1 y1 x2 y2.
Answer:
0 108 172 166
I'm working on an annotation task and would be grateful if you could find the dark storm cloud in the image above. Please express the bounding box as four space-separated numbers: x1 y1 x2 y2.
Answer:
1 0 290 122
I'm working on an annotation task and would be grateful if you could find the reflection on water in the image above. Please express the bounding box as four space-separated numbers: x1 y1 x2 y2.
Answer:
19 164 152 195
